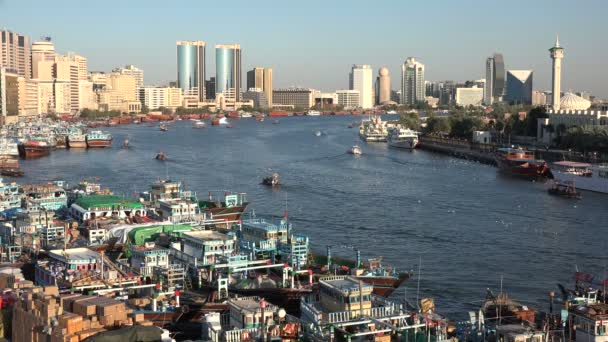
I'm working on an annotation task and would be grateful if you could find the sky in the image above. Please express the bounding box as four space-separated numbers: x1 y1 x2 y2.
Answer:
1 0 607 98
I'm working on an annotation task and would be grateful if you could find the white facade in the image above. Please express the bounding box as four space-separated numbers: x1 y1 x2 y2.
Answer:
349 64 373 109
401 57 425 105
336 89 361 109
550 36 564 111
141 87 183 110
456 86 484 107
78 80 97 110
31 40 56 79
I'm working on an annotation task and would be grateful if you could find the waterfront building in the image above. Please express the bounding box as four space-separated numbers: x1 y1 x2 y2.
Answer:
54 54 81 112
0 69 19 122
69 195 146 222
21 184 67 211
113 65 144 101
401 57 425 105
98 71 141 113
177 41 205 101
505 70 533 105
0 29 31 79
336 89 361 110
130 244 170 276
314 92 338 109
78 80 98 110
242 88 269 109
89 71 107 91
31 38 55 79
376 67 391 105
456 86 484 107
484 53 505 105
140 86 183 110
246 67 273 107
175 230 235 266
349 64 373 109
550 36 564 111
216 44 241 101
273 88 314 109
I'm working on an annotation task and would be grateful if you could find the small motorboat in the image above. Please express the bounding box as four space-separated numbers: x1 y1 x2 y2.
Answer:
348 145 362 155
155 151 167 161
262 173 280 186
160 124 168 132
548 180 581 199
122 139 130 148
193 120 205 129
0 168 24 177
315 131 322 137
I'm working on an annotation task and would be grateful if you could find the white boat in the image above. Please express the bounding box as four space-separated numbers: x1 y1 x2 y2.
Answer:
0 138 19 158
193 120 206 129
307 110 321 116
315 131 322 137
240 112 253 118
348 145 362 155
551 161 608 194
386 110 397 115
387 126 419 149
218 117 228 125
359 116 389 142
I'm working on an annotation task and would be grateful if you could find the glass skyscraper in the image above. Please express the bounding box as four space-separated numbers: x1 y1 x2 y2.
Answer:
176 41 206 101
215 44 241 101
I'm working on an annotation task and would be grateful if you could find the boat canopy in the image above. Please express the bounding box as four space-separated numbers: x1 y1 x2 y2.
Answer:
553 161 592 168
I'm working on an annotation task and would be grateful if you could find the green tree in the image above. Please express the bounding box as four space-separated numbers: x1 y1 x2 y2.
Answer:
140 105 150 114
523 106 548 137
425 116 451 135
399 112 421 130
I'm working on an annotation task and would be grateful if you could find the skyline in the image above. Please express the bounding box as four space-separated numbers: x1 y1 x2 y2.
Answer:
2 0 607 97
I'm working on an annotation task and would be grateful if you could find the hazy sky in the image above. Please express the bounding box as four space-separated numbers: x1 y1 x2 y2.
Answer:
2 0 607 97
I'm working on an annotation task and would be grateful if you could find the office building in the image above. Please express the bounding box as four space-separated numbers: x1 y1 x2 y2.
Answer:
242 88 269 109
78 80 97 110
401 57 425 105
314 92 338 109
216 44 241 101
54 55 80 112
31 38 55 79
90 72 107 91
98 71 141 113
246 67 273 106
140 87 183 110
532 90 547 106
376 67 391 105
550 36 564 110
205 77 216 100
349 64 373 109
177 41 206 101
484 53 505 105
455 86 484 107
336 89 361 109
273 88 314 109
505 70 533 105
0 29 31 79
114 65 144 101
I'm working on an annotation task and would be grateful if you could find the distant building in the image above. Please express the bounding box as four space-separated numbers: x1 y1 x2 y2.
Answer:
550 36 564 111
390 90 401 103
505 70 533 105
272 88 314 109
1 69 40 123
242 88 269 109
531 90 547 106
246 67 273 107
205 77 216 100
31 39 55 80
349 64 373 109
98 71 141 113
177 41 206 101
440 81 457 106
456 86 484 107
376 67 391 105
216 44 241 101
0 29 31 79
114 65 143 101
401 57 425 105
140 87 183 110
336 89 360 110
484 53 505 105
314 92 338 109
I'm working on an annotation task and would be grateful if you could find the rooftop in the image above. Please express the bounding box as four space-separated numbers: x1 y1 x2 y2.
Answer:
49 247 99 262
75 195 143 210
242 218 289 232
183 230 231 241
320 276 373 292
229 296 278 313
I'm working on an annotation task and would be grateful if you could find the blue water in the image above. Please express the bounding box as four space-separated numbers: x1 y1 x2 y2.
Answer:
17 115 608 318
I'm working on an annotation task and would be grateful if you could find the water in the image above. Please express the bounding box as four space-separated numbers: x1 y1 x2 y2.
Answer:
18 115 608 318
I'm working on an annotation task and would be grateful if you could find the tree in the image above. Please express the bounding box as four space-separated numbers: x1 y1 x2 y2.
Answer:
141 105 150 114
425 116 451 135
523 106 548 137
399 112 421 130
449 114 484 139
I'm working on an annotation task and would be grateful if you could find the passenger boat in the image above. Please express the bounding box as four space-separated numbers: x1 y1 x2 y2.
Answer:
551 161 608 194
67 133 87 148
387 126 419 149
494 147 553 179
18 140 51 159
548 180 582 199
86 130 112 148
359 115 390 142
348 145 362 155
198 191 249 222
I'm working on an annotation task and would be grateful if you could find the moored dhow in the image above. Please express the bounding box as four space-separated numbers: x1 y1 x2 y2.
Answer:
495 147 553 179
86 130 112 148
67 133 87 148
18 139 52 159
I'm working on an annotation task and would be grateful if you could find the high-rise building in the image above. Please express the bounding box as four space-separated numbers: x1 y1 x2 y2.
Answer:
376 67 391 105
549 36 564 111
31 38 56 79
336 90 361 110
272 88 314 109
205 77 216 100
455 86 484 107
177 41 206 101
505 70 533 105
246 67 273 107
140 87 183 110
242 88 269 109
54 55 80 112
484 53 505 105
114 65 144 101
401 57 425 105
0 29 31 79
98 71 141 113
216 44 241 101
349 64 373 109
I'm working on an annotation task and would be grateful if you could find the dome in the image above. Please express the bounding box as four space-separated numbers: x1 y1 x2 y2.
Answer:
560 92 591 111
378 67 389 77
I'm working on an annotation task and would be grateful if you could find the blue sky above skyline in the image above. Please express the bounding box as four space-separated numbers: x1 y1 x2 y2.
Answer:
1 0 607 97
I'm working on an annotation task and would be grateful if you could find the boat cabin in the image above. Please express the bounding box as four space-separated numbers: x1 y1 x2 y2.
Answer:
20 184 67 211
130 243 170 276
553 161 594 176
173 230 235 266
228 296 278 329
497 147 535 161
570 304 608 342
241 217 289 244
157 199 198 222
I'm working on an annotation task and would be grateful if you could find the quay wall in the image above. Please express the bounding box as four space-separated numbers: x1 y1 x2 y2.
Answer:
418 136 497 165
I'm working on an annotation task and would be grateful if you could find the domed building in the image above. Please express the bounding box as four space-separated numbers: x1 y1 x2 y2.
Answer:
559 92 591 111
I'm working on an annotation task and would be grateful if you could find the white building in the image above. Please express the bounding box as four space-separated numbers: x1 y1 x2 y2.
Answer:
140 87 183 110
401 57 425 105
456 86 484 107
349 64 373 109
78 80 98 110
336 89 360 110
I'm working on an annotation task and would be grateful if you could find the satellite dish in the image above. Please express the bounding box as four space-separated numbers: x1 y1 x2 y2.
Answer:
278 308 286 318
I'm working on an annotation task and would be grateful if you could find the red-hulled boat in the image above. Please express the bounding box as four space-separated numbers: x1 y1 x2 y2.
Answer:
18 140 51 159
495 147 553 179
198 191 249 222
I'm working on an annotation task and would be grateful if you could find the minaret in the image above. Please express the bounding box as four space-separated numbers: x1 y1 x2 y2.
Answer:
549 35 564 111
